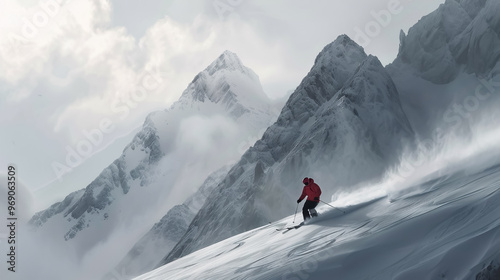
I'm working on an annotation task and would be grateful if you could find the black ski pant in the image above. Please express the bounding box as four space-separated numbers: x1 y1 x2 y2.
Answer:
302 200 319 221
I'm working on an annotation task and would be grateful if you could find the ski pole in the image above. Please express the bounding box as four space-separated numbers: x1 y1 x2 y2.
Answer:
292 203 299 223
320 200 345 214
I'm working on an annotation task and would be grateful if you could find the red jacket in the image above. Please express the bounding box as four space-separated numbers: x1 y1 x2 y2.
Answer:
298 178 322 202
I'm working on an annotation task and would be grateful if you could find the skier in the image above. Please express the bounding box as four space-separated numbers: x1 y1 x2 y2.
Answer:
297 177 322 221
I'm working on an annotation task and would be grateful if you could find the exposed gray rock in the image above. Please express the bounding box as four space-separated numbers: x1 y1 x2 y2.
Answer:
392 0 500 84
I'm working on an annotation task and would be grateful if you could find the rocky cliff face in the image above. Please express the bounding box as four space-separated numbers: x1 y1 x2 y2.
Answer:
394 0 500 84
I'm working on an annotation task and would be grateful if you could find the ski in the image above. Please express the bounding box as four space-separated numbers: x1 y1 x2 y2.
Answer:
276 222 304 231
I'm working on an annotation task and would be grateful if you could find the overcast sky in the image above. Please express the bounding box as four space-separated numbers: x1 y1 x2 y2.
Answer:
0 0 445 210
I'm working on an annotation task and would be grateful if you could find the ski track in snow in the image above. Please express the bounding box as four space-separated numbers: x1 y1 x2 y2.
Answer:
135 162 500 280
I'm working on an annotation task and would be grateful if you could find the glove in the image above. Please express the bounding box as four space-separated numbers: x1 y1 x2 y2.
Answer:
297 199 301 204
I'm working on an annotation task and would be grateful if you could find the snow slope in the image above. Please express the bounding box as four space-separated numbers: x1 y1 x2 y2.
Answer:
136 159 500 280
161 35 414 266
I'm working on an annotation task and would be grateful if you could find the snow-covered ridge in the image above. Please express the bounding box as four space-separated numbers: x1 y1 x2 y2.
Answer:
29 189 85 228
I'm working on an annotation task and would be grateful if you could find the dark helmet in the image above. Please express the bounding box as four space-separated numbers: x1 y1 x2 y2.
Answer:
303 177 309 185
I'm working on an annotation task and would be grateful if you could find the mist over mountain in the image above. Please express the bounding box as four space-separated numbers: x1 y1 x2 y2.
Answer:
110 165 231 279
27 51 279 279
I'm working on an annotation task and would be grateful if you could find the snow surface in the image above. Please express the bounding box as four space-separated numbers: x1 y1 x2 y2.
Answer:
136 160 500 280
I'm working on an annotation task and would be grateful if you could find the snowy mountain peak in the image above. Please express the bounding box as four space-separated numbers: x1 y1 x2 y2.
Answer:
176 51 270 119
206 50 247 74
276 34 367 128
